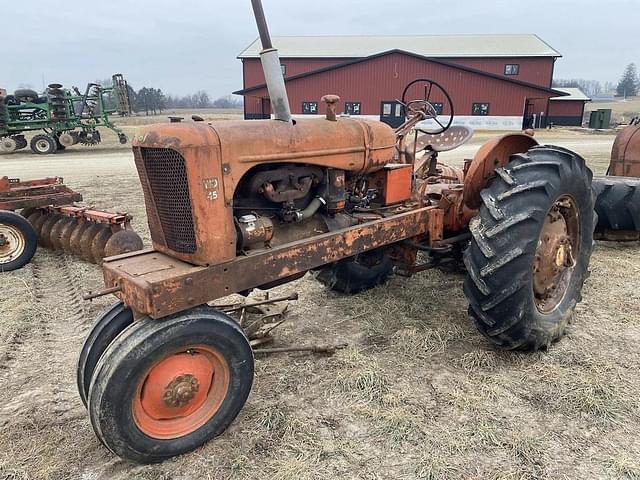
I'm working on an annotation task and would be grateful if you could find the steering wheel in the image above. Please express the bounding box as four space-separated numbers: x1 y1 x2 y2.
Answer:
401 79 454 135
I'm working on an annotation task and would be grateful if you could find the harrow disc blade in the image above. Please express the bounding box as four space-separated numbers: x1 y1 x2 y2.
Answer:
50 217 76 251
79 223 104 263
21 208 40 219
69 222 92 257
26 211 45 227
90 226 113 265
104 230 144 258
59 219 79 254
38 214 63 248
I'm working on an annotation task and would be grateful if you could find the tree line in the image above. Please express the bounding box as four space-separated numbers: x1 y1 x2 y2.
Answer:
553 63 639 98
118 83 243 115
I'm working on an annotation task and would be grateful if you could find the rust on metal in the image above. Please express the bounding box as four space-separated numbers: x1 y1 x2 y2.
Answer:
533 195 580 313
0 176 82 210
609 123 640 177
463 133 538 210
103 207 436 318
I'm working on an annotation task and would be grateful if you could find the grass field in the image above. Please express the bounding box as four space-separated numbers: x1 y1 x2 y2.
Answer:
1 127 639 480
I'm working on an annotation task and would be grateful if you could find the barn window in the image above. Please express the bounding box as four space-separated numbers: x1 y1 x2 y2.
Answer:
345 102 361 115
432 102 444 115
302 102 318 114
281 64 286 76
472 103 490 116
504 64 520 75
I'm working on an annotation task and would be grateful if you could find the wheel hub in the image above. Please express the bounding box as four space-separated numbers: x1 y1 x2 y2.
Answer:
533 196 580 313
0 224 26 264
163 374 200 408
132 346 230 439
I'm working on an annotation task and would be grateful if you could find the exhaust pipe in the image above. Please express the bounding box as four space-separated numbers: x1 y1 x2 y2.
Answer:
250 0 293 124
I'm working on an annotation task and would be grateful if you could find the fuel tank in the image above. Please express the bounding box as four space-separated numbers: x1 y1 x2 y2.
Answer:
609 123 640 177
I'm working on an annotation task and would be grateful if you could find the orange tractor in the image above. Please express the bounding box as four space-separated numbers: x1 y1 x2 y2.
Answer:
77 0 596 463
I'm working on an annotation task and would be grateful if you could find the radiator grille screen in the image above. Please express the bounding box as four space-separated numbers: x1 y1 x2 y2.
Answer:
137 147 197 254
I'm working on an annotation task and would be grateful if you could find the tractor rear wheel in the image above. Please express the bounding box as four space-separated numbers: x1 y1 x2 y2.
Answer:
30 134 57 155
592 176 640 232
77 301 134 407
316 249 393 294
0 210 38 272
463 146 595 351
87 306 254 464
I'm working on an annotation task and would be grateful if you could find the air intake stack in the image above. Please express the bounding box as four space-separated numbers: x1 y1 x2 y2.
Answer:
251 0 293 123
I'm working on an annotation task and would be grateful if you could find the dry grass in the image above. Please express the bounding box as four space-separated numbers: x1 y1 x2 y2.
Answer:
0 130 638 479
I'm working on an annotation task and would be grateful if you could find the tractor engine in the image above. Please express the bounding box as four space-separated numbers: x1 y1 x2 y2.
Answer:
132 116 405 268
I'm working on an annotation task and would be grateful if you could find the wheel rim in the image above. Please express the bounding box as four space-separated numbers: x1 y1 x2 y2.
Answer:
35 139 51 152
0 224 26 264
132 345 230 439
532 195 581 313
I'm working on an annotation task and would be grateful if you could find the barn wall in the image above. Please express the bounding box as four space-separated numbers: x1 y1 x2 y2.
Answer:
244 52 555 123
446 57 555 87
547 100 586 126
243 58 353 88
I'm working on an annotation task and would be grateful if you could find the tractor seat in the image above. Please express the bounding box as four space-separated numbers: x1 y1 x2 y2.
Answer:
413 125 474 153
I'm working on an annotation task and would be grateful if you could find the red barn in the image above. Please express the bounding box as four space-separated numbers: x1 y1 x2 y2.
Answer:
234 35 586 130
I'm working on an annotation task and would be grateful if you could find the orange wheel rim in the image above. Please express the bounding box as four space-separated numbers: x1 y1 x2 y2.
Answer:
132 345 230 439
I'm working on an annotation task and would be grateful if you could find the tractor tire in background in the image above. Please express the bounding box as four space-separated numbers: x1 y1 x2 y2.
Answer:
463 146 595 351
592 176 640 233
0 210 38 272
87 307 254 464
30 134 57 155
316 249 394 294
14 89 39 104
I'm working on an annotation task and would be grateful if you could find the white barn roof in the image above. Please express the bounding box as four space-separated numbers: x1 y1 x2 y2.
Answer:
551 88 591 101
238 34 561 59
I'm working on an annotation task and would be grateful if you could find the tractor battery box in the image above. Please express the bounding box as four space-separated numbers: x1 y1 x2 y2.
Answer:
370 164 413 205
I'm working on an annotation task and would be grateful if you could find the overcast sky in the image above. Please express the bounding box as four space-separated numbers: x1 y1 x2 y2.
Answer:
2 0 636 97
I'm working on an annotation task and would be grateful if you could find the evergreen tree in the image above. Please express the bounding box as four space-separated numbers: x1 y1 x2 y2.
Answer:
616 63 639 97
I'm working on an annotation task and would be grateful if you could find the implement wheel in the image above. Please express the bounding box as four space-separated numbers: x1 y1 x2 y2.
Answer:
87 306 254 463
77 302 134 407
30 134 57 155
316 249 393 294
463 146 595 351
0 210 38 272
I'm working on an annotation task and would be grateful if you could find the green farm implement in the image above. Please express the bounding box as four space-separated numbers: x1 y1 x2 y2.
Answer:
0 74 131 155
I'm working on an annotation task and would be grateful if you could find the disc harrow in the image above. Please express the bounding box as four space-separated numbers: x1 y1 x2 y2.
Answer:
31 205 144 264
1 176 143 271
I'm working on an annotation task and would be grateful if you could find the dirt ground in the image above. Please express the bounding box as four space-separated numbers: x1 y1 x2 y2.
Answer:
1 127 640 480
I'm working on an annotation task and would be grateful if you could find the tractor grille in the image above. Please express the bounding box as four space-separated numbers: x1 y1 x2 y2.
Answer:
135 147 197 254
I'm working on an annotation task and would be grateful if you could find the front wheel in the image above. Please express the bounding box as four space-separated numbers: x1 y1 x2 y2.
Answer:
0 210 38 272
463 146 595 351
30 134 57 155
87 306 254 464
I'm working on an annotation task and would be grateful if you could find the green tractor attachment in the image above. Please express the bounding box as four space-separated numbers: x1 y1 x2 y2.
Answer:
0 74 131 154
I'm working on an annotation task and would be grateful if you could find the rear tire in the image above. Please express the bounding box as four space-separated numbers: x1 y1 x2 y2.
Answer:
0 210 38 272
463 146 595 351
592 176 640 232
87 307 254 464
316 249 393 294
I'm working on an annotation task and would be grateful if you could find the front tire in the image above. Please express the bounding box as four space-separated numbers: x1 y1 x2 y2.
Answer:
87 306 254 464
77 301 134 407
463 146 595 351
0 210 38 272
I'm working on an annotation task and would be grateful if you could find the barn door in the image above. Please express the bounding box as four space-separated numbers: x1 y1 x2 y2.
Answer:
380 101 405 128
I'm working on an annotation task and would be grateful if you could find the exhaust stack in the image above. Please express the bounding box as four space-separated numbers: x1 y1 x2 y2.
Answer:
251 0 293 123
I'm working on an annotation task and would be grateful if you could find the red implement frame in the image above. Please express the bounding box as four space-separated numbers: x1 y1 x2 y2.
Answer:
0 176 83 211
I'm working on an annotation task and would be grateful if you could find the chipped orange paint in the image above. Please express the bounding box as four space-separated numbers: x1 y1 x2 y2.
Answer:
609 123 640 177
